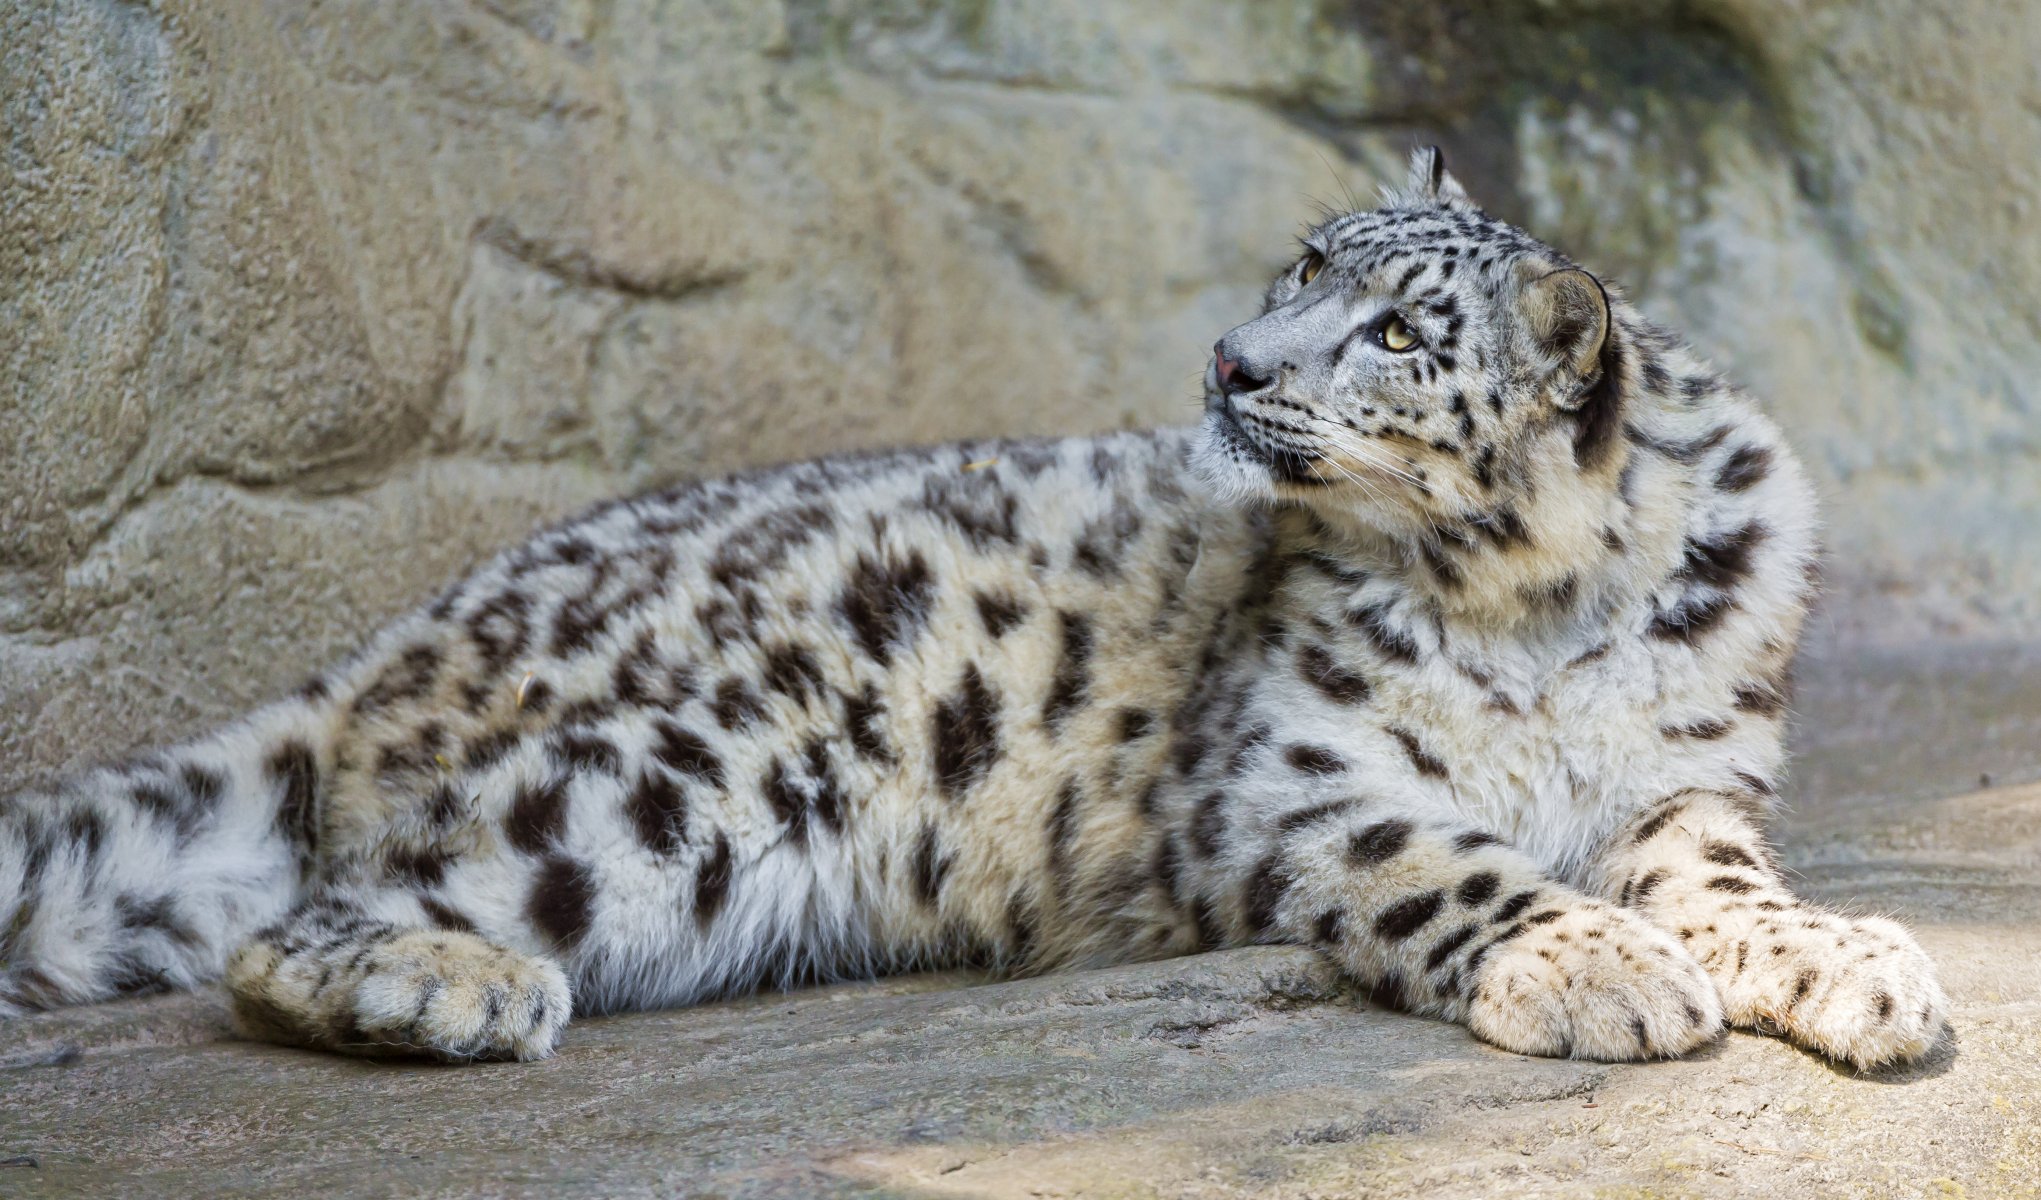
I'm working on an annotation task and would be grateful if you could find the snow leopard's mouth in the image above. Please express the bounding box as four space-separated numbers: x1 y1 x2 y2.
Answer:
1205 391 1325 487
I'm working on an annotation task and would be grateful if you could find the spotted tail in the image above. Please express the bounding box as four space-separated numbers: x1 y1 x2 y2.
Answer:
0 691 341 1017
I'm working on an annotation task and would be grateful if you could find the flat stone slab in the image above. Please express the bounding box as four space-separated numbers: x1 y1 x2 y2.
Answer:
2 778 2037 1199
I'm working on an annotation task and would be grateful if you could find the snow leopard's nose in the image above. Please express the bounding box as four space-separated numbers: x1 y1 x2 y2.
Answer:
1213 343 1270 396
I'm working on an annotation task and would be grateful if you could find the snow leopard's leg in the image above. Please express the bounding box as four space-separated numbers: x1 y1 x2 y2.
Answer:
1189 799 1724 1060
225 883 570 1062
1587 788 1947 1069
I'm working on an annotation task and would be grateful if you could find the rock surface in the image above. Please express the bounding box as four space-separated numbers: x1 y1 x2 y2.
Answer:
1 646 2037 1199
5 0 2041 787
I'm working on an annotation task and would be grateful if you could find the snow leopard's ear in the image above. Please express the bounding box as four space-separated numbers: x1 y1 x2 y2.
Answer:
1521 267 1610 385
1521 265 1623 468
1406 145 1473 209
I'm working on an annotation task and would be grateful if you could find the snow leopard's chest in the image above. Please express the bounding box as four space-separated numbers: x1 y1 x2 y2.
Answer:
1227 590 1761 877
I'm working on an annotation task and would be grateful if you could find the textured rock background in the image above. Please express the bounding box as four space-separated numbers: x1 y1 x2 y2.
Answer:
4 0 2039 786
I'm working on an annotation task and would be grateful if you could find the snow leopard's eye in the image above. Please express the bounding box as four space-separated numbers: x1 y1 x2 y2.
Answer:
1298 249 1325 285
1380 315 1419 352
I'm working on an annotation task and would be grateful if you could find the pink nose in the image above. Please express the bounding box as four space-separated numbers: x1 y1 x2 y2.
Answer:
1213 344 1240 389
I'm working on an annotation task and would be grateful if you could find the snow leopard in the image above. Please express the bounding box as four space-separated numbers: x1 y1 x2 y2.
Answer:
0 149 1946 1070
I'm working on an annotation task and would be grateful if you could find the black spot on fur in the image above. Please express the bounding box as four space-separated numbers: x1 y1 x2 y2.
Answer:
706 677 763 731
1189 791 1226 858
1631 803 1684 845
1715 444 1772 492
1007 891 1040 964
627 772 689 858
517 677 555 715
1472 444 1497 489
842 684 896 765
180 765 223 807
64 807 107 862
267 741 320 872
912 825 951 907
420 897 478 934
918 473 1020 548
1278 798 1356 834
1732 682 1787 717
1702 841 1760 870
1661 718 1732 741
1650 592 1735 643
1345 603 1421 665
801 738 847 834
1284 744 1346 776
762 643 827 706
505 775 570 854
1041 611 1094 733
1136 780 1162 823
526 856 596 950
1676 522 1767 592
609 631 662 707
973 590 1030 638
838 550 937 666
1788 968 1818 1010
426 783 464 827
1047 779 1082 883
1492 891 1538 923
706 503 836 588
1296 643 1371 705
652 721 725 787
1628 870 1668 906
354 643 444 714
1073 504 1144 579
1375 891 1445 941
1453 830 1503 852
1626 422 1729 464
1115 707 1154 742
1734 771 1777 797
690 835 734 930
1457 872 1500 906
1386 726 1449 780
1185 896 1221 950
1348 820 1411 866
1225 723 1273 776
463 729 523 772
1426 923 1479 971
932 664 1002 800
763 760 811 847
550 730 621 776
383 840 452 889
1364 971 1408 1012
114 892 200 947
1244 851 1294 935
1706 875 1757 894
1420 542 1463 590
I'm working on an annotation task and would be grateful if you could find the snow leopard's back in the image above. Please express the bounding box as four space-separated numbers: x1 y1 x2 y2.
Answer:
0 429 1254 1020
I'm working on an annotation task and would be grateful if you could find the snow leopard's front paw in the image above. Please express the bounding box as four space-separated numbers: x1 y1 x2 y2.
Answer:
1466 903 1723 1061
1727 910 1947 1070
348 931 571 1063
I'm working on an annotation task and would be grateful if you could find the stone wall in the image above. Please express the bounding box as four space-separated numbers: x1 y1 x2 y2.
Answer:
5 0 2037 787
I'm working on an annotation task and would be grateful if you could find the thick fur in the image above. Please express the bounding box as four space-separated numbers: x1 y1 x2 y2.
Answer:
0 151 1944 1069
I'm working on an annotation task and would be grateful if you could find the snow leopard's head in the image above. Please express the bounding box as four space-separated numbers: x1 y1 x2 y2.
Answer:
1190 148 1625 542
